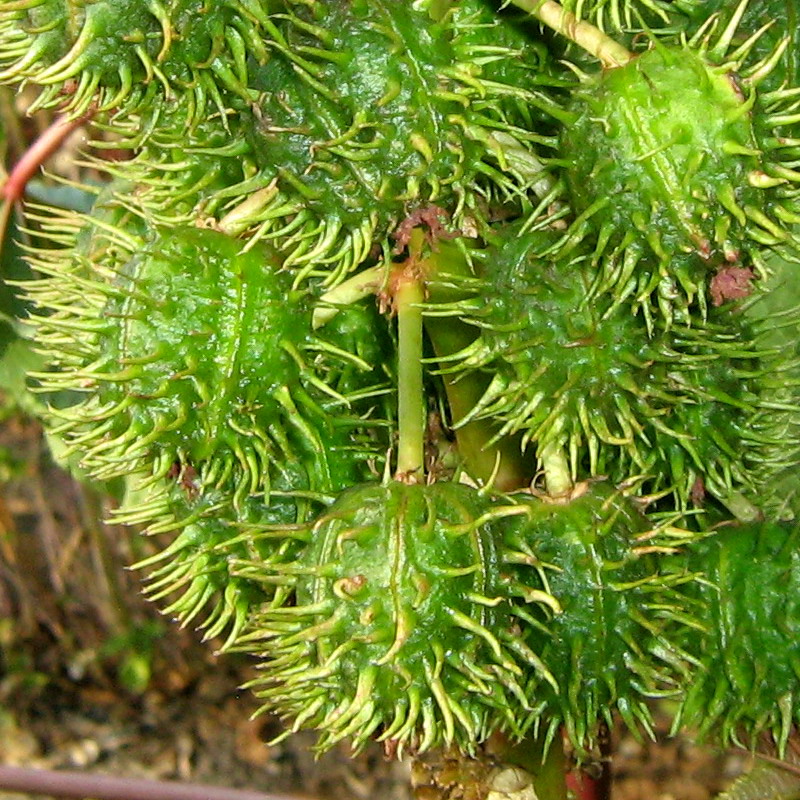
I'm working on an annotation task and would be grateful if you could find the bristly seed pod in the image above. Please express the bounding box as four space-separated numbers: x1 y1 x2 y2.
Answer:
0 0 271 120
496 481 696 756
669 519 800 753
554 5 800 315
431 224 800 514
24 208 390 503
241 480 561 756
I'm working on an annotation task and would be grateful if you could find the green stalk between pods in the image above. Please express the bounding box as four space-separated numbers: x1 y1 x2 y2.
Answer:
507 0 632 67
394 265 426 480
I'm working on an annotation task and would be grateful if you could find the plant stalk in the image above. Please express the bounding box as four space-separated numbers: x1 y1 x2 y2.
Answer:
506 0 633 67
1 113 91 203
395 268 426 480
540 440 573 497
313 263 387 329
421 241 531 491
424 313 531 491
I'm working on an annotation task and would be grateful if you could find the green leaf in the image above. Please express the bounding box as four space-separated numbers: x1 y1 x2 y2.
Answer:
0 177 36 406
0 336 43 417
25 178 100 214
0 203 32 330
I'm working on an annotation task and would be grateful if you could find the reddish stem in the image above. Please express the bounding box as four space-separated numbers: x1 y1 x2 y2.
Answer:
564 722 612 800
0 765 310 800
566 771 602 799
1 113 89 203
754 753 800 777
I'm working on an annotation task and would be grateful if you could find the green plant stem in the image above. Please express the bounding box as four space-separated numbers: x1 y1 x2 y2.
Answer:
422 242 531 491
506 0 633 67
218 183 279 236
312 263 386 329
424 314 531 491
395 269 425 479
540 440 573 497
720 489 763 523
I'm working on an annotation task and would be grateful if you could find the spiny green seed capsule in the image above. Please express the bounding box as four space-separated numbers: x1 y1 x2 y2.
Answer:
121 479 306 651
112 0 556 287
558 25 800 313
244 480 557 755
26 215 389 500
116 429 375 648
670 520 800 751
0 0 271 119
497 482 693 754
433 225 798 512
670 0 800 90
